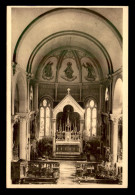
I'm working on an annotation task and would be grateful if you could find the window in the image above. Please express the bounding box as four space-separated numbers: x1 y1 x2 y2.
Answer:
29 86 33 111
105 88 109 101
105 88 109 112
85 99 97 136
39 99 51 138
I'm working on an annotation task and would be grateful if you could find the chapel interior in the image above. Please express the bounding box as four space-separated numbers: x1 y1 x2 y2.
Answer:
11 7 123 185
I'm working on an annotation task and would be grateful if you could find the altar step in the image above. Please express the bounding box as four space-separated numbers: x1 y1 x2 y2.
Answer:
50 154 86 161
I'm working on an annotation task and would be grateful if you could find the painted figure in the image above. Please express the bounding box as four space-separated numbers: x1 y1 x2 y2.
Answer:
42 61 53 80
83 62 96 80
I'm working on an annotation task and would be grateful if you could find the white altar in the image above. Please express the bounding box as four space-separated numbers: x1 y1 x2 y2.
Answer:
52 89 85 157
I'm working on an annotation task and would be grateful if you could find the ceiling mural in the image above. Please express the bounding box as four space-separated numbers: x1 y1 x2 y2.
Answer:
58 58 79 83
36 56 57 82
36 48 102 83
81 57 99 82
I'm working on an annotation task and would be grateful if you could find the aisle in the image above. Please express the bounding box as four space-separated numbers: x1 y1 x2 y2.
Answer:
57 161 76 185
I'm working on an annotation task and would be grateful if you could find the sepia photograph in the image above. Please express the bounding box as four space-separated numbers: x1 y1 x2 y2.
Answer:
6 6 128 188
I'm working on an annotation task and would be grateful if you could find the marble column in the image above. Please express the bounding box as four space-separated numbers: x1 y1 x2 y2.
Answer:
11 120 14 160
27 79 30 112
110 114 122 163
99 84 103 139
33 83 38 112
99 84 103 111
79 83 82 102
109 78 113 112
26 115 31 161
11 85 14 115
19 117 27 160
55 83 58 101
52 119 56 156
11 115 20 160
80 119 84 153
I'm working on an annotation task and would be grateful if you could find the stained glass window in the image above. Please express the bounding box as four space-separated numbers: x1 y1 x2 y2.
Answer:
30 86 33 111
39 99 51 138
85 99 97 137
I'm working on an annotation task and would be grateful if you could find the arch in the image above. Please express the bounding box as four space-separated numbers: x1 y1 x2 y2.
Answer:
39 95 53 108
53 93 84 119
112 78 123 114
84 95 98 108
13 7 122 63
27 30 113 75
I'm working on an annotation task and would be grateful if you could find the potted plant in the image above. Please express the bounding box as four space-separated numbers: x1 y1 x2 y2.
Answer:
36 137 53 159
83 136 100 161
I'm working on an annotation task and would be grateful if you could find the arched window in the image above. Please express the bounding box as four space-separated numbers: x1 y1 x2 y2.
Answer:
85 99 97 137
105 87 109 112
39 99 51 138
29 86 33 111
105 87 109 101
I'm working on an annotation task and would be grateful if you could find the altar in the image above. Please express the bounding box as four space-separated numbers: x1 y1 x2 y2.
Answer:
52 89 85 157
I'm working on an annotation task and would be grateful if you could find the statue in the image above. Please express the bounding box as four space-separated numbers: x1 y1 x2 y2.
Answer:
61 62 77 81
82 62 96 81
42 61 54 80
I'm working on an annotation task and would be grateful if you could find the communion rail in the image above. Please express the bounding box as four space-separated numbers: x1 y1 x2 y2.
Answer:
12 160 60 184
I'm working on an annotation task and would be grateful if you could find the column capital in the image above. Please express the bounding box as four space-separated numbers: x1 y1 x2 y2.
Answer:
16 112 31 122
12 62 27 76
26 72 34 80
110 113 122 123
11 114 20 125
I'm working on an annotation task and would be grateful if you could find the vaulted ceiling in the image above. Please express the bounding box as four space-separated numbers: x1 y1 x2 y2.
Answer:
12 7 123 81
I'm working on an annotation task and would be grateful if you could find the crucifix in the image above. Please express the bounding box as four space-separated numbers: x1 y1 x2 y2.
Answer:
67 88 71 94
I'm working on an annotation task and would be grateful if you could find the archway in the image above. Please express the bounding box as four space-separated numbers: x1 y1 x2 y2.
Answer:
12 72 27 160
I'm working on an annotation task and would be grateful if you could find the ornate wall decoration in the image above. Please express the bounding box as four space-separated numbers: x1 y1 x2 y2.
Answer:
82 62 96 81
61 62 77 81
63 50 75 60
42 61 54 80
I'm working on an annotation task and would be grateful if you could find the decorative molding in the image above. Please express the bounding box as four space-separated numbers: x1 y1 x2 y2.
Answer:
11 115 20 125
26 72 34 80
110 113 122 123
15 112 33 122
53 88 84 119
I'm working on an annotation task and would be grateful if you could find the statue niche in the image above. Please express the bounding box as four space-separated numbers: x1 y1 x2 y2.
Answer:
61 62 77 81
